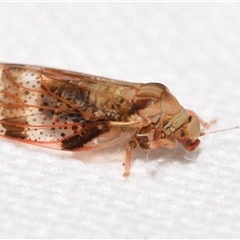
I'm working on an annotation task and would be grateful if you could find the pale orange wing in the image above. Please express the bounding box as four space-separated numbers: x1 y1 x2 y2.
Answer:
0 63 139 151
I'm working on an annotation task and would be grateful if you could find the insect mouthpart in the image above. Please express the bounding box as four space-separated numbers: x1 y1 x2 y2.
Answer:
184 139 201 152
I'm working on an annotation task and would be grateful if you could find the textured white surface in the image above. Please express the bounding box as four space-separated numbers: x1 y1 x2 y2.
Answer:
0 2 240 239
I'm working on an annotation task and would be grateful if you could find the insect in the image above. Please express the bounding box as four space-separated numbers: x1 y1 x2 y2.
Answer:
0 63 216 176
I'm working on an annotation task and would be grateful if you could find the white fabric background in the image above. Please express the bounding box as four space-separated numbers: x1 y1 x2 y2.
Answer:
0 2 240 239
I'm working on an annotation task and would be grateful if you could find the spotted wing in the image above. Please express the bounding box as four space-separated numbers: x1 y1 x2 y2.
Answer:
0 63 139 151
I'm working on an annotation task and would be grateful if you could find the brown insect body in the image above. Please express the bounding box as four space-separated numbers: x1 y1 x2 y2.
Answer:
0 63 202 176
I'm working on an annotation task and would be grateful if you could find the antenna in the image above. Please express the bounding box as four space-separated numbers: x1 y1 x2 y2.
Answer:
200 122 208 133
200 126 239 136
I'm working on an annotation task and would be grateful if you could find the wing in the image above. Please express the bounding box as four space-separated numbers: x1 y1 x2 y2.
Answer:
0 63 140 151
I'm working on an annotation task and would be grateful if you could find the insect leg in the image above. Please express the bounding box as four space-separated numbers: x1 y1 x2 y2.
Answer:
123 140 137 177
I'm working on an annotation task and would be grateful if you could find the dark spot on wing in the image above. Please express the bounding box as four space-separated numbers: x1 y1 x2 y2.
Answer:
61 122 110 150
2 119 28 139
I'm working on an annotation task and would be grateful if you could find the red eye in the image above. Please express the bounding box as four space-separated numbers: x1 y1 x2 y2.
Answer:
184 139 200 152
175 129 188 144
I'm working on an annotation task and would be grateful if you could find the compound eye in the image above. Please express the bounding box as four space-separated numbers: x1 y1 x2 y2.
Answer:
179 129 185 137
175 128 188 144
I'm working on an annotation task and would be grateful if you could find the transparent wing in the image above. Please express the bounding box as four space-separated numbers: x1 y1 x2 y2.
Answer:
0 63 139 151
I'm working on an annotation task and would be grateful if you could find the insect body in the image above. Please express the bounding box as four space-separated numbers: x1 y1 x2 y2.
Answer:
0 63 203 176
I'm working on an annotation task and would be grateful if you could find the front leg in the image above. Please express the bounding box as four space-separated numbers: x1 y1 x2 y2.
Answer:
123 140 137 177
